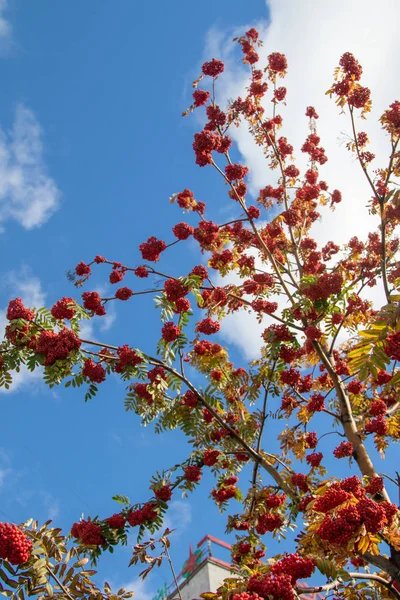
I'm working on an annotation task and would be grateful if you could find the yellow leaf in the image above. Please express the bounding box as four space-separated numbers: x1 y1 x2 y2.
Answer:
358 330 379 339
356 534 370 554
297 406 311 424
348 346 371 358
369 542 380 555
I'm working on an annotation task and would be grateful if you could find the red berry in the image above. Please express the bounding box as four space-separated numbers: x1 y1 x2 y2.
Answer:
268 52 288 73
203 449 220 466
134 266 149 278
6 298 34 321
115 287 133 301
202 58 224 77
82 359 106 384
365 477 384 496
114 345 143 373
154 485 172 502
225 163 249 181
184 465 202 482
0 523 32 564
51 297 76 320
161 322 181 342
37 328 81 365
75 261 91 277
71 520 104 546
105 514 126 529
172 222 194 240
196 317 220 335
192 89 210 107
306 452 323 468
333 441 353 458
139 237 167 262
110 269 125 284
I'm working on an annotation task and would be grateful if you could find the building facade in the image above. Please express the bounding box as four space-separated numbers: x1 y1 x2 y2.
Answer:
151 535 323 600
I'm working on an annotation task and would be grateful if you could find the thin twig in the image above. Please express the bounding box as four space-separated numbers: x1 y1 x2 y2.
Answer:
163 543 183 600
46 565 75 600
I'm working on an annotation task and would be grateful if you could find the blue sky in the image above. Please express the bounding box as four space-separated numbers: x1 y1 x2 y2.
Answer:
1 0 400 598
0 1 268 595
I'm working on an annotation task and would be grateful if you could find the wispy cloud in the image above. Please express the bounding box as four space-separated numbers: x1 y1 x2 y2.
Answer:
99 309 116 333
210 240 276 359
0 448 11 464
0 0 12 55
0 468 11 488
110 431 122 446
79 319 95 341
117 577 156 600
40 491 60 521
79 284 117 339
202 0 400 358
0 104 60 231
0 268 46 331
162 500 192 536
3 269 46 307
77 309 116 342
0 451 15 505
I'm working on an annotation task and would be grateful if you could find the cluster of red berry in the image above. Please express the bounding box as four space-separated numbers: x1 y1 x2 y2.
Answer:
0 523 32 565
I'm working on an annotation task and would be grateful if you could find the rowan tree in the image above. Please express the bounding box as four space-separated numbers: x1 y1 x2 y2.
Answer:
1 27 400 600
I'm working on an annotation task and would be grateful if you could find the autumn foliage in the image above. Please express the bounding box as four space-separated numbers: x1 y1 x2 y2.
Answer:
1 26 400 600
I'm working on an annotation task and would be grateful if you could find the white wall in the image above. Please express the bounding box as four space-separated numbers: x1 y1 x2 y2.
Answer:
168 560 231 600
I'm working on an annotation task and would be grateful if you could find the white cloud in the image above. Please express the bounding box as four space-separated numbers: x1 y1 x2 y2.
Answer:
118 577 155 600
0 467 11 488
79 319 95 341
0 104 60 230
213 244 275 359
0 0 12 55
40 490 60 520
0 448 10 464
3 269 46 307
0 268 46 335
99 309 116 333
0 363 42 393
110 431 122 445
219 309 264 360
202 0 400 357
78 311 116 341
79 285 117 339
0 450 13 493
162 500 192 536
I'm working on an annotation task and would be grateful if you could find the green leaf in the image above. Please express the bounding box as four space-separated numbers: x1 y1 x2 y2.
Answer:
358 365 369 381
337 568 352 582
0 570 19 588
46 582 53 596
112 494 130 506
389 371 400 385
315 557 338 580
370 353 387 370
368 362 378 380
373 346 390 364
1 563 15 576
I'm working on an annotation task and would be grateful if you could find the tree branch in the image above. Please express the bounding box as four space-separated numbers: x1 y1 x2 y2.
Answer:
364 551 400 586
312 340 391 502
297 571 400 599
